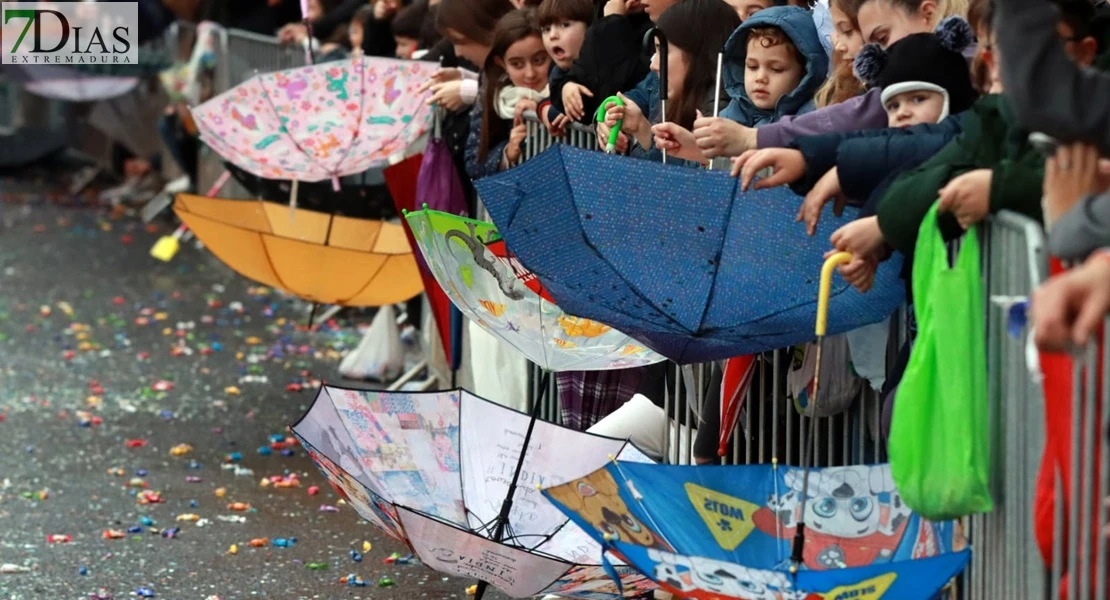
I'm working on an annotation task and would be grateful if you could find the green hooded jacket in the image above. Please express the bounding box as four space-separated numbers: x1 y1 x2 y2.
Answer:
876 94 1045 258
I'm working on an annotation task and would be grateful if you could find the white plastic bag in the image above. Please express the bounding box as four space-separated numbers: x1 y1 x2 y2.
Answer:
339 306 404 382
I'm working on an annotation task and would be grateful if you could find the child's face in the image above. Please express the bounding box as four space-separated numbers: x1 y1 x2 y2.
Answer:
541 20 587 70
349 21 364 49
744 38 804 110
726 0 772 20
394 35 418 59
829 3 863 60
649 42 688 105
884 89 945 127
500 34 551 91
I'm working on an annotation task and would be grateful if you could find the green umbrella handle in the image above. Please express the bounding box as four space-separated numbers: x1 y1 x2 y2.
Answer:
595 96 625 154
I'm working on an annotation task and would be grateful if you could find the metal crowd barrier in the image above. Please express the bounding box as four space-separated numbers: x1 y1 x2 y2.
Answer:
1053 319 1110 600
196 26 308 199
964 210 1050 598
522 111 598 160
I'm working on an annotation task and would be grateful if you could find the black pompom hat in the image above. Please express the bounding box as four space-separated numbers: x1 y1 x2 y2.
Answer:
853 16 978 121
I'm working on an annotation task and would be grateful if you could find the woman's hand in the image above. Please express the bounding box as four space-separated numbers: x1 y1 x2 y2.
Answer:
561 83 594 122
692 115 756 158
424 80 465 111
596 121 630 154
730 148 806 191
278 22 308 45
605 93 649 147
1032 253 1110 351
798 167 847 235
1043 143 1109 229
505 123 528 165
937 169 992 229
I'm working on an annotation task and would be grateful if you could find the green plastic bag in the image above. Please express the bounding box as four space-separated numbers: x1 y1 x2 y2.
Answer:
889 203 993 521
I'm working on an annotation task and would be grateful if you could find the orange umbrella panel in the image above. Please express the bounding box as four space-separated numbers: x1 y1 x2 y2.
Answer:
174 194 423 306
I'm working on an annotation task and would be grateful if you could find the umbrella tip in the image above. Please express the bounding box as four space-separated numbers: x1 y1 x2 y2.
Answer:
534 484 542 491
421 202 429 211
400 208 408 216
607 453 616 462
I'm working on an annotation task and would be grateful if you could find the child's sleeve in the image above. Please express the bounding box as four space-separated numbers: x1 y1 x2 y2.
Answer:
988 146 1045 223
756 89 888 149
875 140 969 257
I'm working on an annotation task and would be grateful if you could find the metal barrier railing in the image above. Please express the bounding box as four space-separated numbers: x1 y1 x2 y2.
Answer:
1053 319 1109 600
195 26 308 199
965 210 1050 598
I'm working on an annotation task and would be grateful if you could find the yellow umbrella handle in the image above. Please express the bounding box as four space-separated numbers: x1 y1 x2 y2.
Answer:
817 252 853 337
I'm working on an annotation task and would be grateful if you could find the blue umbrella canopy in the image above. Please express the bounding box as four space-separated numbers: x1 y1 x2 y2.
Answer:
475 145 905 363
541 461 971 599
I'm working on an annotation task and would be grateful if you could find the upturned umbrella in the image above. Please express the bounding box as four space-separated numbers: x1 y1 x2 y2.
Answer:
542 461 970 599
173 193 421 306
292 384 660 598
474 145 905 363
189 56 436 187
404 207 665 372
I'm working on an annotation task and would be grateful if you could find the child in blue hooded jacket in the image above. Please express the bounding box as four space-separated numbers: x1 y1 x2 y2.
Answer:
718 5 829 127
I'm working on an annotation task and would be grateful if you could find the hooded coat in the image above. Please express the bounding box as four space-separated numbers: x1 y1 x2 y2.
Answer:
719 6 829 127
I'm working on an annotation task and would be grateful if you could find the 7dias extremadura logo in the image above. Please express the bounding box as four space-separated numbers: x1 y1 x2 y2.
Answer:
2 2 138 65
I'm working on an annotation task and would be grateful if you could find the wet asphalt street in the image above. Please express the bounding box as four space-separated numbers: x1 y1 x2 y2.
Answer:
0 198 509 600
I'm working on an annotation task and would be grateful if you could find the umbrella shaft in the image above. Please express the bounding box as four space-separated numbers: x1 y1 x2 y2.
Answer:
488 369 552 542
791 339 824 567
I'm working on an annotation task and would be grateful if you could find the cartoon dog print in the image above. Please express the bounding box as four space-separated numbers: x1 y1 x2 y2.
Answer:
647 549 804 600
547 469 672 551
753 465 913 570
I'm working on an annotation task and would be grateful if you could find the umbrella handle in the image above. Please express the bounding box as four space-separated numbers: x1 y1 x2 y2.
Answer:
816 252 853 337
595 96 624 154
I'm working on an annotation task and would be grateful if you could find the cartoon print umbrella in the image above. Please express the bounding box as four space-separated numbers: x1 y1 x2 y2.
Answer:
404 207 665 372
474 145 906 364
292 384 660 599
189 56 436 187
542 461 971 599
173 193 421 306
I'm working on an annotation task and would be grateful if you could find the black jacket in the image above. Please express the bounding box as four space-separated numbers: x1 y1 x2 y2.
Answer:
549 12 652 123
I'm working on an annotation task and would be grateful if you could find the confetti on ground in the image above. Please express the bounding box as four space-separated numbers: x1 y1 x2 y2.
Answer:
0 199 488 599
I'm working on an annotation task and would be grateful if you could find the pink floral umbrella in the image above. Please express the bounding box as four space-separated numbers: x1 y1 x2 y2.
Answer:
190 56 436 190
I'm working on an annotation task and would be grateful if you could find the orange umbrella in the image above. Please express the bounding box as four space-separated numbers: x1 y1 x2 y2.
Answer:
174 194 422 306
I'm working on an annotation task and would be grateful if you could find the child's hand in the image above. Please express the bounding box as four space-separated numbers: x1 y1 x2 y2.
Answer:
425 81 465 111
514 98 538 122
730 148 805 191
692 115 756 158
562 83 594 122
1043 143 1108 229
937 169 992 229
829 216 885 260
835 254 879 293
418 68 462 93
505 123 528 165
652 121 707 165
545 112 570 137
797 167 847 235
604 0 628 16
